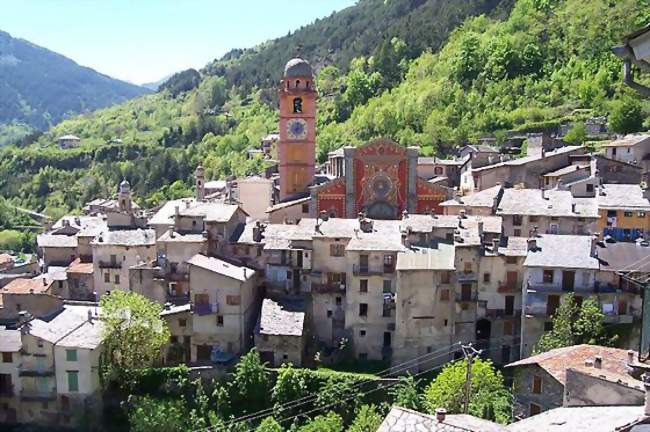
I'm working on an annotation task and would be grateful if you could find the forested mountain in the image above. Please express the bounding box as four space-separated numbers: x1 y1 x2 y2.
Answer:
0 30 149 145
0 0 648 223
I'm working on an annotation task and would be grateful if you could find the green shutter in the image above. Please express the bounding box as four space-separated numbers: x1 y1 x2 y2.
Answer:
66 349 77 361
67 371 79 392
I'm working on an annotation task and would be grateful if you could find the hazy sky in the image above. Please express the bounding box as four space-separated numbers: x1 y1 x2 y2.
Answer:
0 0 356 84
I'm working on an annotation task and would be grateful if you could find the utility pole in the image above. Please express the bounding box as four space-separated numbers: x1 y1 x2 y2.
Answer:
461 342 482 414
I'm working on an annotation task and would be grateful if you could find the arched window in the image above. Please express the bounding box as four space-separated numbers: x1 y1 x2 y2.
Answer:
293 97 303 113
286 81 290 89
306 81 310 89
296 80 301 88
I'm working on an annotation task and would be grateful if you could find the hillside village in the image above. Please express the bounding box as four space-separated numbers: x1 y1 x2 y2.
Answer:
1 20 650 432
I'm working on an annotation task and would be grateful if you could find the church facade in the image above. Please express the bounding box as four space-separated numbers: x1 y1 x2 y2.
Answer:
276 56 449 220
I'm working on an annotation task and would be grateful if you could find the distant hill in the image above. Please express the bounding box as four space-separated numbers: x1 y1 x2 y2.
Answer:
141 73 174 91
0 30 150 144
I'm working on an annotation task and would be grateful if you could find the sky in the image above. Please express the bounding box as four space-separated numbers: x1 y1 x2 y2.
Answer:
0 0 357 84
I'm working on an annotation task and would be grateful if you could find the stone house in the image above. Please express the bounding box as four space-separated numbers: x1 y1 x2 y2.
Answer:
0 278 62 324
496 188 598 237
255 298 306 367
0 329 21 424
417 157 463 186
160 304 192 364
236 176 274 221
37 234 78 268
506 345 641 419
65 259 94 301
378 406 506 432
602 134 650 168
520 235 600 357
91 228 156 297
266 197 311 224
187 254 257 363
441 185 503 216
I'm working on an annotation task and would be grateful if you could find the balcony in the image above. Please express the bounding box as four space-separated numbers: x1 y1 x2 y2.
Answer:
98 260 122 269
352 265 384 276
18 366 54 377
457 272 477 282
312 283 346 294
167 292 190 305
603 314 634 324
455 291 479 302
193 302 218 316
20 389 56 402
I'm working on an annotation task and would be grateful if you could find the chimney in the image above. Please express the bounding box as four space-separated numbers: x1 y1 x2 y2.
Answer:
460 209 467 219
401 231 411 248
590 234 599 258
541 187 547 200
168 226 174 238
402 209 409 220
643 374 650 416
527 238 537 252
252 221 266 243
594 356 602 369
628 350 636 364
436 408 447 423
492 238 500 252
164 302 171 311
585 359 594 367
319 210 329 222
185 200 191 209
477 221 484 240
63 219 70 227
541 147 546 158
42 277 47 286
174 205 180 218
571 203 577 213
29 288 34 294
360 218 374 233
430 208 438 219
243 268 247 278
87 309 93 322
74 217 81 225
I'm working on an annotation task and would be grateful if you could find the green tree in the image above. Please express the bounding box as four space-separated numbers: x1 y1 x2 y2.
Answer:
424 358 511 424
255 417 282 432
230 349 270 415
348 404 383 432
389 375 423 411
100 291 170 380
574 297 612 345
128 396 187 432
563 122 587 145
298 412 343 432
534 293 576 353
272 364 309 417
315 376 361 423
609 95 644 134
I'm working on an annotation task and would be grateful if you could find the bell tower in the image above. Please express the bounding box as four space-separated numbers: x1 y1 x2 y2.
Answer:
278 55 317 201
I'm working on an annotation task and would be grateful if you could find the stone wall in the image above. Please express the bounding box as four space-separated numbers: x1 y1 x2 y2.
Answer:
512 365 564 419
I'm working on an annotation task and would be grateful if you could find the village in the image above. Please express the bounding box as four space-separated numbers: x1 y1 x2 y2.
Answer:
2 36 650 431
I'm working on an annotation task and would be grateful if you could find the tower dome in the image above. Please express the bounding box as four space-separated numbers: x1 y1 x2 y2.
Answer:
284 57 313 77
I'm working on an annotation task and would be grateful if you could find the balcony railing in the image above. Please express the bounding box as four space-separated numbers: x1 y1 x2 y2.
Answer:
352 265 384 276
457 272 477 282
455 291 479 302
312 283 346 294
98 260 122 269
20 389 56 401
18 366 54 377
193 302 219 316
167 292 190 305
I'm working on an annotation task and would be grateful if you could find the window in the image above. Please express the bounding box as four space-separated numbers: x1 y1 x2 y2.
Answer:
441 271 451 284
359 353 368 360
544 321 554 331
114 274 120 285
360 279 368 293
301 203 309 214
461 284 473 301
170 336 178 344
359 303 368 317
335 296 342 306
330 244 345 257
543 270 554 284
506 256 517 265
360 330 366 337
440 289 450 301
624 211 634 217
383 280 392 293
529 215 539 223
581 271 590 287
532 376 542 394
384 255 395 273
327 310 333 318
434 167 443 175
37 340 43 348
179 319 186 328
483 273 491 283
640 211 647 218
1 352 12 363
67 371 79 392
293 97 303 113
65 349 77 362
194 293 209 305
586 184 594 193
110 254 117 266
226 295 241 306
104 273 110 283
216 315 224 327
529 403 542 416
514 229 522 237
513 215 523 226
503 321 513 336
463 262 472 273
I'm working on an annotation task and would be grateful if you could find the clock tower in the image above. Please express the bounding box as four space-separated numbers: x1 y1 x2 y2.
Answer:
278 56 317 201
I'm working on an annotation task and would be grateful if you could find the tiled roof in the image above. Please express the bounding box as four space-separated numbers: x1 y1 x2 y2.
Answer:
418 157 463 166
37 233 78 248
497 236 528 257
602 133 650 147
66 259 94 275
91 228 156 246
497 188 598 218
441 185 502 208
505 344 635 385
179 201 242 222
236 221 314 245
25 305 97 344
473 146 582 172
2 277 53 295
267 196 310 213
378 407 506 432
157 231 206 243
346 220 406 252
505 405 645 432
597 184 650 210
257 298 305 337
523 235 599 269
188 254 255 282
148 198 196 226
543 163 589 177
56 319 104 349
597 239 650 272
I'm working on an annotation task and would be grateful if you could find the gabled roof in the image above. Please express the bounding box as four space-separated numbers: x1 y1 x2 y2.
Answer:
396 243 455 271
378 406 506 432
37 233 78 248
523 235 599 270
56 319 104 350
505 405 645 432
0 329 21 352
2 277 53 295
597 184 650 211
24 305 97 344
187 254 255 282
602 133 650 147
91 228 155 246
257 298 305 337
497 188 598 218
441 185 502 208
505 345 634 386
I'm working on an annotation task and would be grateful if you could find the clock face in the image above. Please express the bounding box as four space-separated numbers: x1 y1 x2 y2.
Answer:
372 174 393 199
286 119 308 140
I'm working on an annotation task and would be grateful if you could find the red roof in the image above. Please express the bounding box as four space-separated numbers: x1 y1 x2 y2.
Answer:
66 258 94 274
2 277 53 295
506 345 634 385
